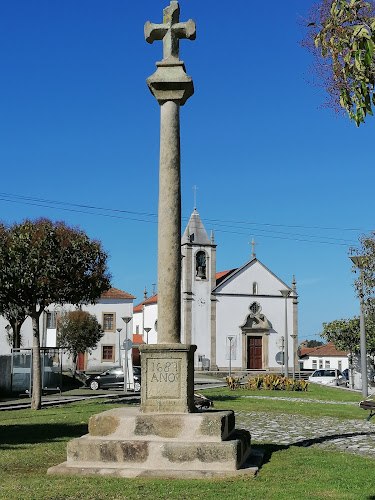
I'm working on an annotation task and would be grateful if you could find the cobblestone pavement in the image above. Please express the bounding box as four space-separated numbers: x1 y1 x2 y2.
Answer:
235 402 375 459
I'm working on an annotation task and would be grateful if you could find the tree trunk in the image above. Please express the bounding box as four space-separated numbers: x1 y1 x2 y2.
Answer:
31 314 42 410
72 353 77 380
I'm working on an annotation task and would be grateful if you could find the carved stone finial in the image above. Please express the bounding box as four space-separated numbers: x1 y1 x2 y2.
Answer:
145 1 196 62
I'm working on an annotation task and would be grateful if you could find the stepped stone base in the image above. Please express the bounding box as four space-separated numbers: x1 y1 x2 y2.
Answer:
47 407 260 478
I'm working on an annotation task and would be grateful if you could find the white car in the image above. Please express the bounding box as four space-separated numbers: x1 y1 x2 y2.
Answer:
308 369 348 387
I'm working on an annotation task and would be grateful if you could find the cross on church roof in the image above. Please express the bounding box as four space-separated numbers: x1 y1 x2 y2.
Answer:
249 238 258 259
144 1 196 61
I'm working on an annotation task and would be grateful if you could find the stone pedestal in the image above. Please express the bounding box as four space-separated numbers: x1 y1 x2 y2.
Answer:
139 344 196 413
47 407 261 478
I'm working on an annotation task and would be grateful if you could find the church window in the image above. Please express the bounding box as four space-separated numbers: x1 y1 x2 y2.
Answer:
249 302 260 314
252 282 258 295
196 251 207 279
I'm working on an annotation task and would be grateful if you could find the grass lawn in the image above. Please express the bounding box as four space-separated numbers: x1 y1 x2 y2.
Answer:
201 384 366 420
0 388 374 500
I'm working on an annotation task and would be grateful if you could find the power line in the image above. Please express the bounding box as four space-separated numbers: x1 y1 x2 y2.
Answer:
0 191 371 232
0 192 362 247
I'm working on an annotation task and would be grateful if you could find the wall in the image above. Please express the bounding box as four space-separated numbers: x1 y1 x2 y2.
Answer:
302 355 349 371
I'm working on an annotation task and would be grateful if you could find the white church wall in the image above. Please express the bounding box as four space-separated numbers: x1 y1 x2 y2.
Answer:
217 261 288 297
215 293 294 370
215 259 295 371
191 292 211 365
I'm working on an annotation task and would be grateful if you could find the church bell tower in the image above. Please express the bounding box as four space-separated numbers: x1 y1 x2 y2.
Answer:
181 208 216 368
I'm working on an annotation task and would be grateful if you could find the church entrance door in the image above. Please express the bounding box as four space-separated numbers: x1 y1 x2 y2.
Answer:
247 336 262 369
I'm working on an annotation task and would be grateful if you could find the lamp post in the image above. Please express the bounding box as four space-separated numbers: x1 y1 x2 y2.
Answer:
290 334 297 380
116 328 122 365
228 336 234 377
144 327 151 345
121 316 132 394
349 255 368 398
280 290 291 378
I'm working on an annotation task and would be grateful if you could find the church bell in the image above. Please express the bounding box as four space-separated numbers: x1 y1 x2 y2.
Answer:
197 266 206 279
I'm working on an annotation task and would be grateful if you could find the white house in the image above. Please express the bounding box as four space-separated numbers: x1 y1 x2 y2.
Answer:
133 208 299 372
299 343 349 372
0 287 135 373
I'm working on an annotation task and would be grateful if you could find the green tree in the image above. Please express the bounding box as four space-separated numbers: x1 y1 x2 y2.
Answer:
351 232 375 319
306 340 324 348
0 219 111 410
320 317 361 351
302 0 375 126
57 310 103 377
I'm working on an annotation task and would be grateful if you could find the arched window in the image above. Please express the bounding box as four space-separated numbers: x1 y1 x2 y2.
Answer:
196 251 206 279
252 282 258 295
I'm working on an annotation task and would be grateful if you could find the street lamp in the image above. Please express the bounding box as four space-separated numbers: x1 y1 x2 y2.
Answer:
144 327 151 344
121 316 132 394
116 328 122 365
349 255 368 398
290 334 297 380
228 336 234 377
280 290 291 378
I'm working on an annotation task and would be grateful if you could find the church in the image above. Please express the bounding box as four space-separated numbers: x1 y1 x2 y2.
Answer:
133 208 299 372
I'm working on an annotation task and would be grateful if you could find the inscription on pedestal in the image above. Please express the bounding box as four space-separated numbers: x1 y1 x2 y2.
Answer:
146 358 181 399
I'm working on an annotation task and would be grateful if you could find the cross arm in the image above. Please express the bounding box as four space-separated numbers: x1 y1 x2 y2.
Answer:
173 20 196 41
145 22 168 44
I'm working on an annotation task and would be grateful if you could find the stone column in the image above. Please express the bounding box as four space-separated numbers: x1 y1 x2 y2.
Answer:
158 100 181 344
140 1 197 413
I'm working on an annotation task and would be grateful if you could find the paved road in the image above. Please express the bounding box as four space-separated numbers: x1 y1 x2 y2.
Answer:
234 397 375 460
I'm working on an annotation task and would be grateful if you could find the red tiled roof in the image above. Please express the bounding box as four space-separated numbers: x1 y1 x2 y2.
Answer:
216 269 236 286
101 287 135 300
134 294 158 312
300 347 315 356
133 333 145 344
133 271 236 312
302 342 349 357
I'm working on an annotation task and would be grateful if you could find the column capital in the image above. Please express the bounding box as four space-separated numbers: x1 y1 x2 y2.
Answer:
146 60 194 105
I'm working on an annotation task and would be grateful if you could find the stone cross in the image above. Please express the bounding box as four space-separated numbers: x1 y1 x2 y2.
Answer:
249 238 258 259
140 2 197 413
145 1 196 61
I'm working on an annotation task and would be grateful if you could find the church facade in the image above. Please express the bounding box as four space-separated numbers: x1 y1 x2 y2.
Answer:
133 209 298 372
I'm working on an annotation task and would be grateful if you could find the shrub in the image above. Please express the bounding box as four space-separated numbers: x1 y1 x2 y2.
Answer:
227 374 309 392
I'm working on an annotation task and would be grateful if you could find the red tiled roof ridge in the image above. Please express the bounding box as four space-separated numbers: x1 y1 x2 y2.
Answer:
300 347 315 356
134 294 158 312
101 286 135 299
303 342 349 356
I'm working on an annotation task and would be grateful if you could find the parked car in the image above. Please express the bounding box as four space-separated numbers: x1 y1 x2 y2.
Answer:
308 369 347 387
86 366 141 392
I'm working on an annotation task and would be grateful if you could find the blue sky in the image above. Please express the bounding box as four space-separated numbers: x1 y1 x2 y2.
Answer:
0 1 373 342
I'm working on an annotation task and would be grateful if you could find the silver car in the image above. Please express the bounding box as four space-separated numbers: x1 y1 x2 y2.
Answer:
308 369 348 387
